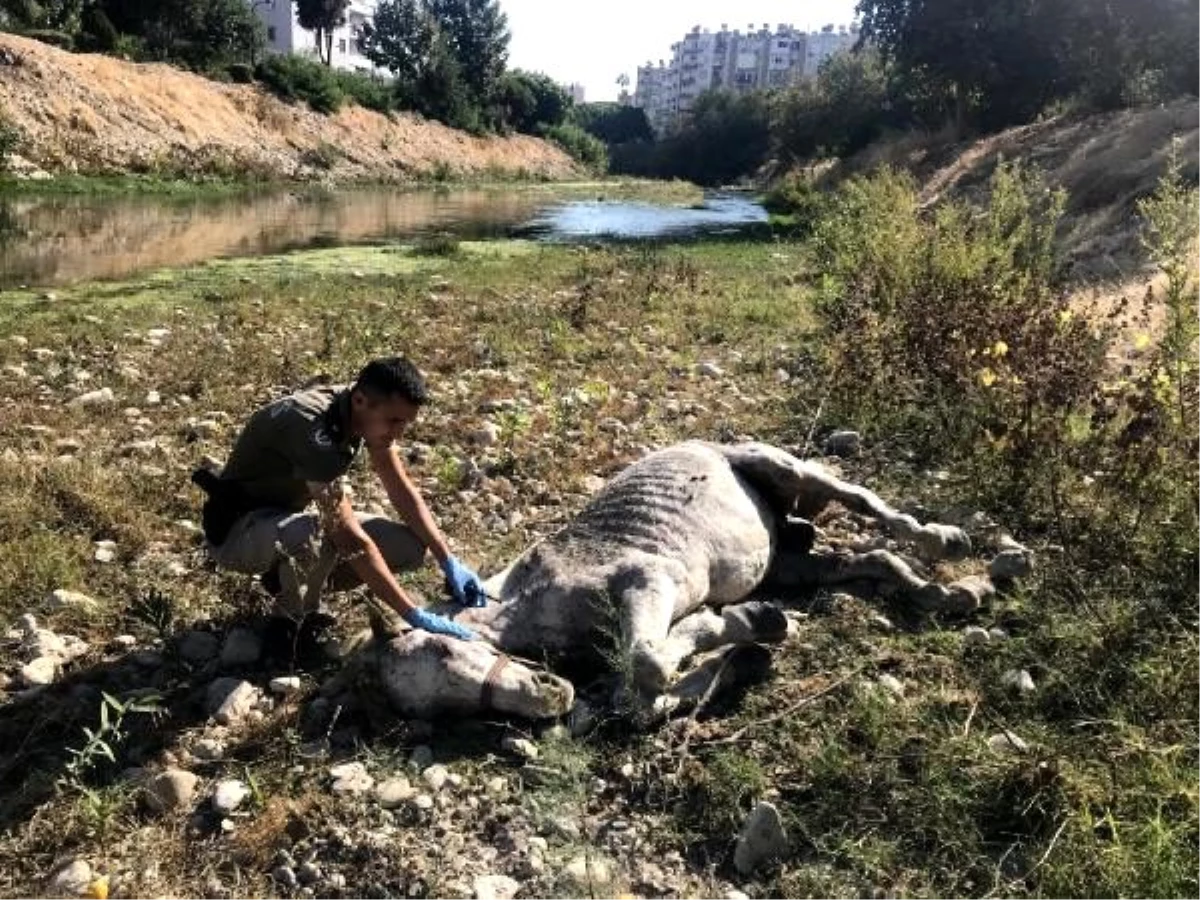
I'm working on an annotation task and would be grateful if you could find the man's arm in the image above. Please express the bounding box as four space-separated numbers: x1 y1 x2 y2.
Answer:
367 443 452 565
310 479 420 619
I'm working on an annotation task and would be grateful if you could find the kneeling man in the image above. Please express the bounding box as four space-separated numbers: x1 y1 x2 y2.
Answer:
194 356 480 642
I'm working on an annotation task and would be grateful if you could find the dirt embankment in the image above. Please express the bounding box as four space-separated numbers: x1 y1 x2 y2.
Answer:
833 99 1199 282
0 33 580 182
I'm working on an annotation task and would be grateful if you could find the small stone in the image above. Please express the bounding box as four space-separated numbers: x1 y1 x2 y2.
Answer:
326 873 347 890
179 631 220 665
421 764 449 792
47 589 99 612
989 548 1035 580
93 542 117 563
219 628 262 668
824 429 861 457
329 762 374 794
500 736 539 760
877 674 905 697
697 361 723 378
375 777 415 808
21 656 58 686
48 859 92 896
144 769 199 814
487 777 506 795
733 800 788 875
209 680 261 727
269 676 303 696
413 793 435 810
1001 669 1036 694
473 874 520 900
212 779 250 814
192 737 226 761
468 422 501 446
988 627 1010 641
564 855 612 888
69 387 115 407
963 625 991 646
869 613 894 632
987 731 1029 754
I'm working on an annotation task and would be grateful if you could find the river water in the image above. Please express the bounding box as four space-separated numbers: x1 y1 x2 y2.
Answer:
0 187 768 289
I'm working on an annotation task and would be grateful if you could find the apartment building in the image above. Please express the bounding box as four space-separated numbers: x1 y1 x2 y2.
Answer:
250 0 385 74
635 22 859 135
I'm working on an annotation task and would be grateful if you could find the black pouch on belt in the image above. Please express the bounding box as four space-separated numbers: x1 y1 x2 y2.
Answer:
191 468 251 545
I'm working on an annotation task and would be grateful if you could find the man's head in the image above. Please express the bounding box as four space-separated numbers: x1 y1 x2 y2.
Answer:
349 356 429 446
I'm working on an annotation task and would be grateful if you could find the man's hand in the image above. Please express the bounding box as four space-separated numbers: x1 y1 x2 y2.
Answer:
405 608 477 641
440 555 487 607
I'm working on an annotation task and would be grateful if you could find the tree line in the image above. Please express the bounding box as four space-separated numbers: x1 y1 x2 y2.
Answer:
615 0 1199 185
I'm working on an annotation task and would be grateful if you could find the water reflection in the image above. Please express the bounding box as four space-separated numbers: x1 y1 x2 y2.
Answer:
0 187 768 289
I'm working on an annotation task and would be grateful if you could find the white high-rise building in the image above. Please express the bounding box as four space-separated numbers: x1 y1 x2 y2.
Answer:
634 21 859 136
249 0 386 74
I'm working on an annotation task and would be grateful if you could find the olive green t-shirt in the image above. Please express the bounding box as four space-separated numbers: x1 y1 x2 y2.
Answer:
217 384 362 512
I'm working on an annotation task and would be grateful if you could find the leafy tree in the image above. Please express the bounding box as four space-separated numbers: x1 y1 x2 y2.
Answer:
358 0 435 88
294 0 350 66
654 89 771 185
571 102 652 145
427 0 508 104
496 69 570 133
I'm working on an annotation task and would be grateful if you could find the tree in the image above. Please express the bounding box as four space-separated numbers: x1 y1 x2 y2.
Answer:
427 0 508 105
359 0 435 87
294 0 350 66
496 70 570 133
571 102 652 145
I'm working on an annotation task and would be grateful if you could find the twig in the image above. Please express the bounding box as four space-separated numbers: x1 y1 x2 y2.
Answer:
800 391 829 458
672 650 736 776
697 665 865 746
962 699 979 738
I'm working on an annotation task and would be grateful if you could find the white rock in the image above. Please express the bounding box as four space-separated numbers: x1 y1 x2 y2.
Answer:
21 656 59 686
212 779 251 814
269 676 303 696
733 800 788 875
422 764 449 792
47 588 99 612
329 762 374 794
209 680 261 727
564 855 612 888
192 737 226 761
47 858 92 896
1001 669 1036 694
987 731 1029 754
68 387 114 407
375 777 415 808
697 361 724 378
877 674 906 697
989 548 1035 580
963 625 991 646
468 422 501 446
473 874 520 900
501 736 539 760
144 768 199 814
145 390 161 405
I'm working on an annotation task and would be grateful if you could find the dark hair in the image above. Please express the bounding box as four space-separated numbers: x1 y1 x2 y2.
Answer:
353 356 430 405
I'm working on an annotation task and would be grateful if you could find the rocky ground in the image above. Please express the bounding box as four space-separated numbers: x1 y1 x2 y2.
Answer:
0 235 1191 898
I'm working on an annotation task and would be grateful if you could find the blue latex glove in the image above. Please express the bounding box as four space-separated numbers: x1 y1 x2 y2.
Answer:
440 555 487 607
405 607 477 641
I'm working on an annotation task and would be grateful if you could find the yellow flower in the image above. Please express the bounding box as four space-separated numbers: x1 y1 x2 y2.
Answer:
978 367 998 387
1058 309 1074 324
992 340 1009 358
1154 368 1171 387
1134 332 1151 351
88 877 109 900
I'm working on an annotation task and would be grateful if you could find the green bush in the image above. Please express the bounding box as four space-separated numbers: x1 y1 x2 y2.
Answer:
335 70 395 114
810 161 1107 482
227 62 254 84
0 114 21 170
254 54 344 114
541 122 607 172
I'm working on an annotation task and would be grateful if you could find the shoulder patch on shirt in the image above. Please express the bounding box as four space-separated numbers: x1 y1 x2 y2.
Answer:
311 426 333 448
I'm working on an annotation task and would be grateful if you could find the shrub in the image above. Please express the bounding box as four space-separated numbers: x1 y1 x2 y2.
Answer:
227 62 254 84
0 113 22 170
541 122 607 172
810 162 1107 488
254 54 344 114
335 70 395 114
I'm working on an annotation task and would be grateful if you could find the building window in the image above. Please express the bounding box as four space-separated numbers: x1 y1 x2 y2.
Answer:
338 39 347 53
267 26 276 41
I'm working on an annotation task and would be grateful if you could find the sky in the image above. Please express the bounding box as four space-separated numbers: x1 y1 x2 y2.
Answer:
500 0 861 102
